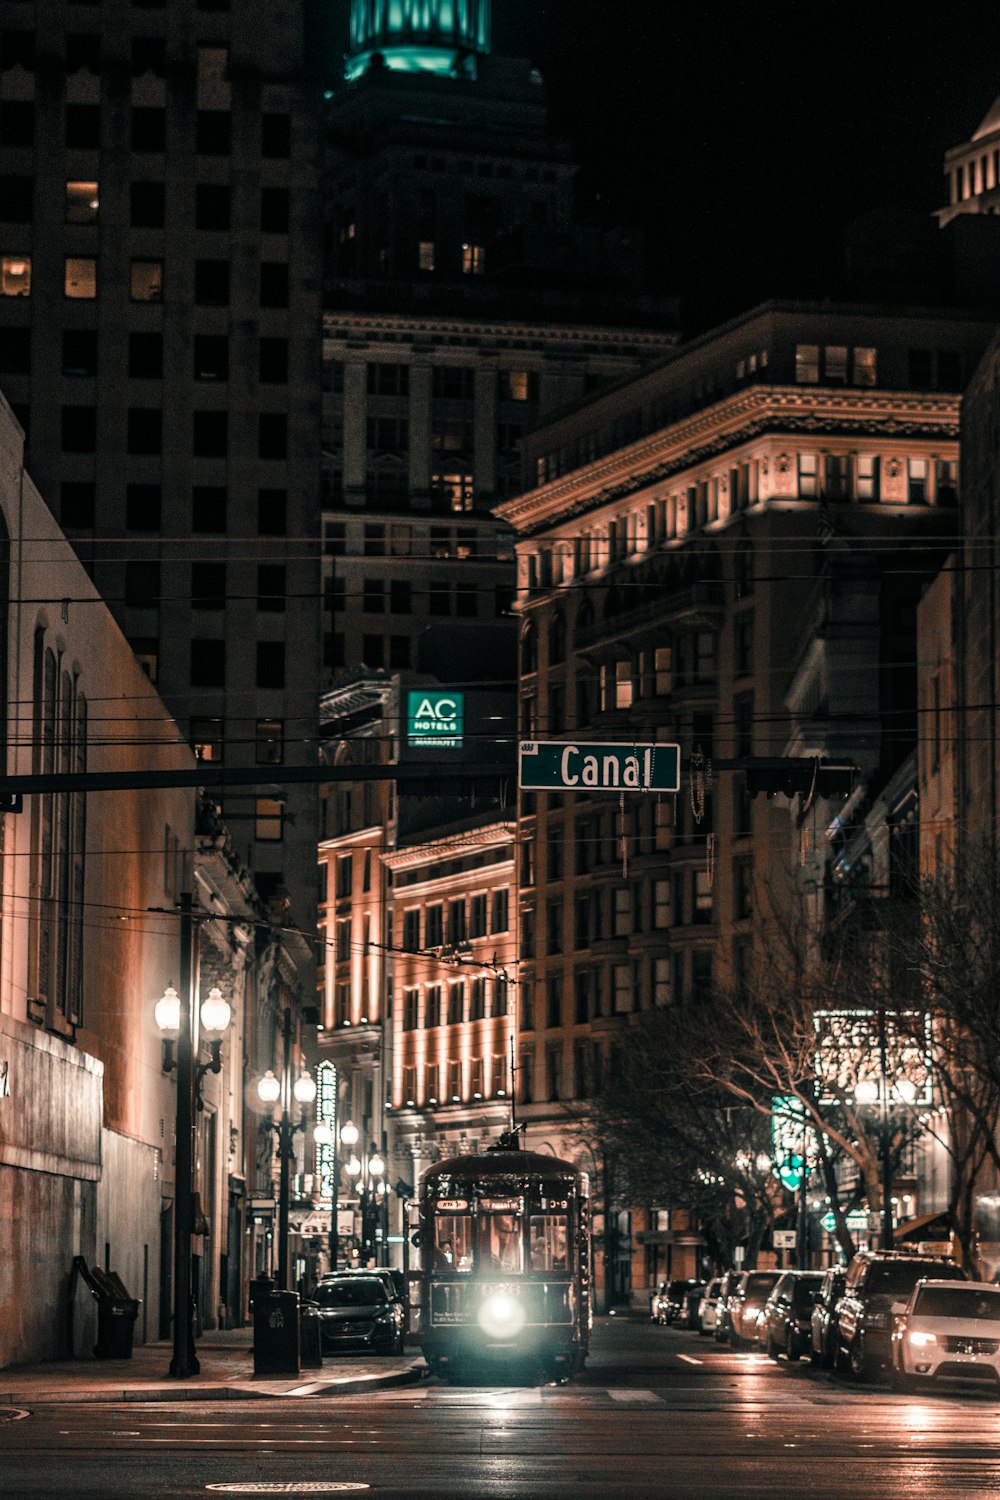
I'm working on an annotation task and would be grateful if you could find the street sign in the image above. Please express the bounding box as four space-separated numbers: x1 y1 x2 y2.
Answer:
519 740 680 793
821 1210 869 1234
773 1229 797 1250
407 690 464 748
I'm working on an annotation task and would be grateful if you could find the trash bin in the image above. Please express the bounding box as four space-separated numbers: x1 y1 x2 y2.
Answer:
72 1257 141 1359
251 1280 300 1377
300 1300 323 1369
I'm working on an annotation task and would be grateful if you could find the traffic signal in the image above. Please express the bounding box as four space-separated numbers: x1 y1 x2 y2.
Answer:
743 759 856 800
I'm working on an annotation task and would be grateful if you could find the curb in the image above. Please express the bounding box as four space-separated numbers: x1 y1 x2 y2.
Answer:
0 1360 427 1406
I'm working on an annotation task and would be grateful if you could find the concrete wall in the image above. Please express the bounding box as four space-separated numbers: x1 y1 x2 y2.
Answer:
96 1129 163 1348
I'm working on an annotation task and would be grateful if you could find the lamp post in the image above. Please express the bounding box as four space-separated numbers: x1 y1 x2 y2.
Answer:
854 1066 916 1251
341 1123 386 1267
257 1005 317 1290
153 891 233 1379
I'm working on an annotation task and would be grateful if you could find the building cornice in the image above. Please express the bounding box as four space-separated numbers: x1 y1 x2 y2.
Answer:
322 309 678 352
496 386 961 536
382 821 516 872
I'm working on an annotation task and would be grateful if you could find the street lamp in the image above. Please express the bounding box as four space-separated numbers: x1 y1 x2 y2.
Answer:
153 892 233 1379
340 1123 387 1266
256 1006 317 1289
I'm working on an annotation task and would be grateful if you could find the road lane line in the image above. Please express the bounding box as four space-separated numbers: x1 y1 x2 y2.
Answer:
676 1354 703 1365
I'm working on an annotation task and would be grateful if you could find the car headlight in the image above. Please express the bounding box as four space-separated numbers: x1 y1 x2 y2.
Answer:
477 1292 526 1341
908 1331 937 1347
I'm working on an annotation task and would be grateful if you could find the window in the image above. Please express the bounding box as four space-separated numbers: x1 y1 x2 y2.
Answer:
191 561 226 610
491 888 508 933
126 483 161 530
853 347 877 386
654 878 671 929
470 893 488 937
262 112 290 158
389 580 411 614
255 797 283 842
131 36 166 75
692 950 713 1002
196 111 230 154
908 458 929 503
362 578 384 614
130 258 163 301
257 564 285 612
1 101 34 146
519 1049 534 1103
124 331 160 380
64 256 96 298
193 410 227 457
734 857 753 920
255 717 283 764
825 453 848 498
500 369 536 402
258 489 286 535
65 180 98 224
131 106 165 152
614 886 632 936
402 909 421 951
195 183 230 231
60 482 95 528
615 659 633 709
936 458 958 506
447 982 465 1025
195 259 228 305
403 989 419 1031
261 187 289 233
0 176 32 221
425 985 441 1027
492 977 508 1017
259 337 287 384
260 261 288 307
418 240 435 272
613 964 632 1013
857 455 879 502
192 486 226 532
546 1045 562 1101
190 639 225 687
824 345 847 383
795 344 820 383
335 855 352 899
256 641 285 689
693 869 713 923
193 334 227 382
447 899 466 946
908 349 933 390
63 329 97 377
425 903 443 947
129 180 165 228
462 241 485 275
258 413 287 460
66 33 101 70
61 404 96 452
1 30 35 69
471 977 487 1020
797 453 818 497
433 366 475 400
335 918 351 961
190 717 223 761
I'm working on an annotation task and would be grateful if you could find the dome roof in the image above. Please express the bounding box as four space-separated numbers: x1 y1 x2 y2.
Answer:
347 0 491 81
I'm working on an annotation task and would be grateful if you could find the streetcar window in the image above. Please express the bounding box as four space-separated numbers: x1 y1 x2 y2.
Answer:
529 1214 568 1272
477 1210 524 1273
434 1214 472 1273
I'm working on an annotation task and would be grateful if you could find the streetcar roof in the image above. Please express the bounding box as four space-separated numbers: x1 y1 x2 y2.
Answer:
421 1148 583 1187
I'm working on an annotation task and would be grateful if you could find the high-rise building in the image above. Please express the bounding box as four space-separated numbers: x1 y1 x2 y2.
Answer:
0 3 323 939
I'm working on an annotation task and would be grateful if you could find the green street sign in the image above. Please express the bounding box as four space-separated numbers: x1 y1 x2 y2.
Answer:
407 690 464 748
821 1210 869 1234
519 740 680 793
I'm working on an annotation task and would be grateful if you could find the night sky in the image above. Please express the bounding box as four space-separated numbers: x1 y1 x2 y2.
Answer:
325 3 1000 333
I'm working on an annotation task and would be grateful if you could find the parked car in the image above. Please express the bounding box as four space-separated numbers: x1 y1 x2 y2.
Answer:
697 1278 723 1336
714 1270 741 1343
761 1271 824 1362
312 1273 406 1355
890 1279 1000 1392
810 1267 846 1368
320 1267 408 1333
681 1282 708 1330
661 1278 704 1326
836 1250 967 1380
729 1270 782 1349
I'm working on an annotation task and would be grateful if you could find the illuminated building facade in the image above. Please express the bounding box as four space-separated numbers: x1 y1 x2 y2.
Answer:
498 300 996 1298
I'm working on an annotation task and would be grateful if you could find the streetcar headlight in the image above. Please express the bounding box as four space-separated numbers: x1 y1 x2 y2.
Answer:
478 1292 526 1340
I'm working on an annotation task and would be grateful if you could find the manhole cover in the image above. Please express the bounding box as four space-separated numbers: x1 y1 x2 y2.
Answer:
205 1486 370 1495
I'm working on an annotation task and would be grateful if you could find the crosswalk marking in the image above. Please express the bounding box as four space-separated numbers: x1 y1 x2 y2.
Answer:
676 1354 703 1365
607 1390 663 1404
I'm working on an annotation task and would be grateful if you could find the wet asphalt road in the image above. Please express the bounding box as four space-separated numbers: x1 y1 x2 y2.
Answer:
5 1316 1000 1498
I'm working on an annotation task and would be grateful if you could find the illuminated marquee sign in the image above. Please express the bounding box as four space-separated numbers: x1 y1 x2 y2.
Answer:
407 690 464 749
316 1059 338 1206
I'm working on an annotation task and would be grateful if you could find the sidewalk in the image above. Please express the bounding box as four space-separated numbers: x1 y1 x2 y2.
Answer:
0 1326 426 1405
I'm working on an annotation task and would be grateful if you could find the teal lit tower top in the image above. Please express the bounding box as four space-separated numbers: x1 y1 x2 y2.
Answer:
347 0 492 80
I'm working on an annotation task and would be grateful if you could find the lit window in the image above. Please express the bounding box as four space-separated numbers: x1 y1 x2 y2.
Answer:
130 259 163 301
462 241 486 275
64 257 97 298
418 239 435 272
857 455 879 502
255 717 283 765
255 796 283 841
65 180 99 224
615 659 633 709
825 346 848 384
0 255 30 296
908 458 929 503
797 453 819 497
190 716 223 762
795 344 820 383
853 347 877 386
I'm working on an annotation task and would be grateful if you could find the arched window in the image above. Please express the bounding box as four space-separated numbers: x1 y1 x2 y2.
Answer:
573 598 594 643
520 622 538 675
548 609 566 665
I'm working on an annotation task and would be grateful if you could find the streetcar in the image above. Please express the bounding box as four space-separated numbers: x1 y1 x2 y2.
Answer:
414 1132 591 1380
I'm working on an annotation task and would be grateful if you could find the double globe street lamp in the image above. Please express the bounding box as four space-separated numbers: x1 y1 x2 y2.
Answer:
256 1006 319 1290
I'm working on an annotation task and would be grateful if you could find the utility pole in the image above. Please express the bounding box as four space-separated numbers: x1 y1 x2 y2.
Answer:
169 892 199 1377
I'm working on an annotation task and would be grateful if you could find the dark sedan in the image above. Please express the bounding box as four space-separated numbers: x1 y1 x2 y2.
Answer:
810 1267 846 1368
313 1274 405 1355
761 1271 824 1362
